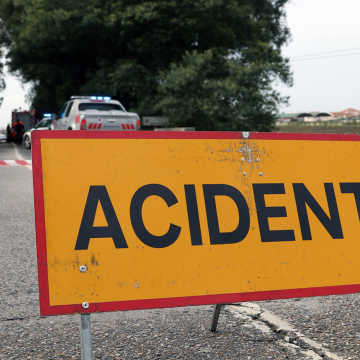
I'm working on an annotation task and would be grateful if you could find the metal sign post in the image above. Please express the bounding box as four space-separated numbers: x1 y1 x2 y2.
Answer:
80 313 93 360
209 304 222 332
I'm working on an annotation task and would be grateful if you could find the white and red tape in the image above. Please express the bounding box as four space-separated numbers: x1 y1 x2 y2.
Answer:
0 160 32 166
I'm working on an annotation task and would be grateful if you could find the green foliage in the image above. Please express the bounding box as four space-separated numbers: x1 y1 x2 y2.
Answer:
0 48 5 107
0 0 292 130
0 64 4 107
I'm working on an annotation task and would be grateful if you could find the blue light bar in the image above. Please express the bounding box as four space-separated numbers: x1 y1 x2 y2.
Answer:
104 96 111 101
44 113 52 118
90 96 97 100
97 96 103 100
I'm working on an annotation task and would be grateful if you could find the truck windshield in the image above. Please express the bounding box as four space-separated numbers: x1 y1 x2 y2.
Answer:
78 103 124 111
35 119 53 128
56 103 68 119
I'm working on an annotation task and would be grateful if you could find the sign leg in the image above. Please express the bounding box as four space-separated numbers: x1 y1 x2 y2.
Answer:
80 313 93 360
209 304 222 332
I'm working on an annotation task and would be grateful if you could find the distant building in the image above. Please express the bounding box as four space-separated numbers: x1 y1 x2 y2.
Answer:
276 112 333 122
277 109 360 123
313 112 334 121
330 108 360 119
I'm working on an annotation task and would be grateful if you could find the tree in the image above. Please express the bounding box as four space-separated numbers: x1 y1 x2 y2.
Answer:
0 0 292 130
0 49 5 107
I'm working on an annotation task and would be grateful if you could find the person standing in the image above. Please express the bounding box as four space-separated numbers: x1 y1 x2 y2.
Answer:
14 120 24 145
6 123 11 142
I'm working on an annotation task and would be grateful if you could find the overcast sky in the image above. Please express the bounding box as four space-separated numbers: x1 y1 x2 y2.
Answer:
278 0 360 115
1 0 360 129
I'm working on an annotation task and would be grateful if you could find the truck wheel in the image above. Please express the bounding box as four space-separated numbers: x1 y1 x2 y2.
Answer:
68 127 72 130
23 135 31 149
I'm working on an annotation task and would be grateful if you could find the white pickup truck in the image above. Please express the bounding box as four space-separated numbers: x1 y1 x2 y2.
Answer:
55 96 141 131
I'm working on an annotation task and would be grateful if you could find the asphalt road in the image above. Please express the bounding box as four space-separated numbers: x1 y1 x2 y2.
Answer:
0 141 357 360
0 141 32 160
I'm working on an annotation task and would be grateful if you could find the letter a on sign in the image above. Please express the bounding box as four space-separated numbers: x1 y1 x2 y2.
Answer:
32 131 360 316
75 186 128 250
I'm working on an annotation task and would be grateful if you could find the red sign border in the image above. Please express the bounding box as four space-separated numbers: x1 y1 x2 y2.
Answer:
32 130 360 316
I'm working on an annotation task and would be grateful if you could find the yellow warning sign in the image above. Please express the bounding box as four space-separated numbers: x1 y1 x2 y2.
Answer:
33 132 360 315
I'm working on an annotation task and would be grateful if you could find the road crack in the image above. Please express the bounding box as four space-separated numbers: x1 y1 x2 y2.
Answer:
226 303 343 360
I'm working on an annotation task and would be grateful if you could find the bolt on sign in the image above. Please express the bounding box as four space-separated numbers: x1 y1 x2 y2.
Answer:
32 131 360 316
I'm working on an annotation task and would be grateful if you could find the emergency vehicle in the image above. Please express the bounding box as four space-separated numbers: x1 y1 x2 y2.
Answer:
11 111 37 141
55 96 141 131
23 117 55 149
11 110 37 131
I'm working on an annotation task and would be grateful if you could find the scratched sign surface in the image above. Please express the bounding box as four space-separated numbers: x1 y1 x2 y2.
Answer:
32 131 360 316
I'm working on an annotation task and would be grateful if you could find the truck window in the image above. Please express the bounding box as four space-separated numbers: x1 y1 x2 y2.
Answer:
56 103 68 119
35 119 53 128
35 120 45 128
65 101 74 117
78 103 124 111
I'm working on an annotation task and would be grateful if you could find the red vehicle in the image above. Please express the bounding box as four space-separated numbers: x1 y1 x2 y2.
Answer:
11 111 37 143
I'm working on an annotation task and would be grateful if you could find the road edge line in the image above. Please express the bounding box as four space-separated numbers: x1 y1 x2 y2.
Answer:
13 143 32 171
